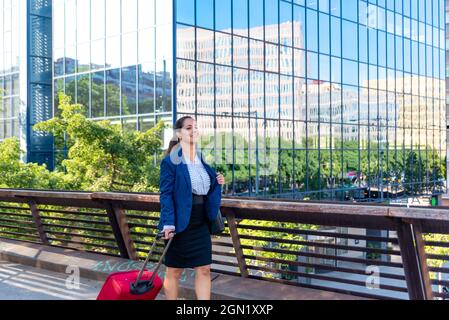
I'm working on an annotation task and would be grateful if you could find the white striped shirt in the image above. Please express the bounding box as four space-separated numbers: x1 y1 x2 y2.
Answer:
184 153 211 195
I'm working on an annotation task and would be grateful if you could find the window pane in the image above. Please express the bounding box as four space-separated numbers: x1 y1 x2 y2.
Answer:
265 43 279 73
122 32 137 67
342 59 358 86
176 60 195 114
294 48 305 77
319 54 330 82
91 0 105 40
156 24 172 69
77 0 90 43
233 68 249 116
196 62 214 114
342 20 357 60
54 78 64 112
53 1 64 48
331 16 341 56
306 9 317 52
138 63 155 114
319 13 330 54
106 68 120 116
54 48 64 76
216 32 232 65
233 35 248 69
249 39 264 71
156 61 172 113
233 0 248 37
65 76 76 104
197 28 214 63
139 28 155 63
249 0 264 40
123 0 137 33
265 73 279 119
91 71 105 117
122 66 137 115
106 0 121 37
176 0 194 25
341 0 357 22
65 0 76 46
106 36 121 68
77 42 90 73
330 0 340 16
216 65 232 115
197 0 213 30
139 0 155 29
215 0 231 32
293 4 305 49
307 51 318 79
91 38 105 69
77 74 90 116
65 46 76 74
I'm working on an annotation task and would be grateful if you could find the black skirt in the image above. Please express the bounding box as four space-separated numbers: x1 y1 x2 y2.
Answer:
163 195 212 268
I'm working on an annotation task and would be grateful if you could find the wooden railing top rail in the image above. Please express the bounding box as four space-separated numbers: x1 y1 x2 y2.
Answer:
1 188 448 222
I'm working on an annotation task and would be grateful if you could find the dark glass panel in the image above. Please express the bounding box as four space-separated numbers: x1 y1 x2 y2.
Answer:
122 66 137 116
138 63 155 114
91 71 105 118
77 73 90 116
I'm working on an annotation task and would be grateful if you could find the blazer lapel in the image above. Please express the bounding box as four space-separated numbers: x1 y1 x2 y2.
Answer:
177 147 192 191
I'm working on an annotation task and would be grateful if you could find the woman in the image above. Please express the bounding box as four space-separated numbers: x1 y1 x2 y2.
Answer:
158 116 225 300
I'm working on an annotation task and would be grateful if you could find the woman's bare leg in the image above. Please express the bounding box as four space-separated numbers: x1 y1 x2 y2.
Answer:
194 265 211 300
163 267 184 300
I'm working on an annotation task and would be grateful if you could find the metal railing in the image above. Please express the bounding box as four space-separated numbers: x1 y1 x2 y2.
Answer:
0 189 448 300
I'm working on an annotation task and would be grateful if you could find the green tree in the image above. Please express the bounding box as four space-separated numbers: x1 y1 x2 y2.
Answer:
33 93 164 192
0 137 65 189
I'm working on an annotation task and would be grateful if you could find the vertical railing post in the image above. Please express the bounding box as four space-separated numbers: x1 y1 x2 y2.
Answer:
28 200 49 245
411 221 434 300
112 203 138 261
105 201 135 260
396 218 432 300
223 208 249 277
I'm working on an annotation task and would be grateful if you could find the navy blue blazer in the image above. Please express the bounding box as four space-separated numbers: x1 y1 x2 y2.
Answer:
158 145 222 234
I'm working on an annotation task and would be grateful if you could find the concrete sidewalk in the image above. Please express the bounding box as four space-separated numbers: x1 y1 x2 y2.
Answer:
0 260 103 300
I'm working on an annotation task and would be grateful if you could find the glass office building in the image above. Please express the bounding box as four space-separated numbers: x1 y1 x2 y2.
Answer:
0 0 446 201
175 0 446 201
52 0 173 161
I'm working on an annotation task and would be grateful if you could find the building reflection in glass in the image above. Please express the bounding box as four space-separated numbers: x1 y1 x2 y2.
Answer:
176 0 446 201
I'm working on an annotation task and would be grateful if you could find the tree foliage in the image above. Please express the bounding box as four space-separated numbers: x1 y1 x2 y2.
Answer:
0 137 65 189
31 93 165 192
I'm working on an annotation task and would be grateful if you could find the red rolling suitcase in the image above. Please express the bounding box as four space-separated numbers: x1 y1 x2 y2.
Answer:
97 231 174 300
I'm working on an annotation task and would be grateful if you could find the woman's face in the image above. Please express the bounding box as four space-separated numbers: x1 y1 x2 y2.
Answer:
178 118 199 144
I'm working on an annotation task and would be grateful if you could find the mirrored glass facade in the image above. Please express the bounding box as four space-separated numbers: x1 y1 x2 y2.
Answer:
52 0 173 161
175 0 447 201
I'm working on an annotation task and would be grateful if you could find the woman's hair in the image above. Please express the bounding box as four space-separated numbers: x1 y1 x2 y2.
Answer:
164 116 195 156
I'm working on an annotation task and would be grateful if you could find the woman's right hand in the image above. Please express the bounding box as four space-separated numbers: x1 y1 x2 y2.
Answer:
163 228 175 240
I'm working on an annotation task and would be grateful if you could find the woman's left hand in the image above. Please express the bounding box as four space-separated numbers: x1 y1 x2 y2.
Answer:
216 172 225 185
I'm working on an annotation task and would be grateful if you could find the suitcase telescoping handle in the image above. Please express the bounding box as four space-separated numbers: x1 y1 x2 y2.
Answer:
130 230 175 295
